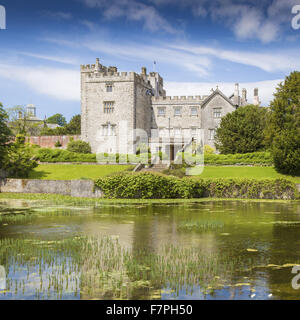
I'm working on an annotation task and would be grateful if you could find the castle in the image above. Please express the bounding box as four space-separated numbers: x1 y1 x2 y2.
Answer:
81 59 260 159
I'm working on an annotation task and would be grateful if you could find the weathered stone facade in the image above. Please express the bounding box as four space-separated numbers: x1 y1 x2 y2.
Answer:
81 59 260 156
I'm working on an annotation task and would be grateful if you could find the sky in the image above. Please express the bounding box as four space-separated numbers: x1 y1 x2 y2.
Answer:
0 0 300 120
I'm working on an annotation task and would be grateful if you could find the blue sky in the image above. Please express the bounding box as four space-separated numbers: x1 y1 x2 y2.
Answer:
0 0 300 120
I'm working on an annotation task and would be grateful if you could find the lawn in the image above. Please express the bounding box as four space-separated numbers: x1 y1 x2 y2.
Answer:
28 164 133 180
189 166 300 183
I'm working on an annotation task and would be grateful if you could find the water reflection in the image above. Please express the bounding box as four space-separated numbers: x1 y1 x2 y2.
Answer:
0 200 299 300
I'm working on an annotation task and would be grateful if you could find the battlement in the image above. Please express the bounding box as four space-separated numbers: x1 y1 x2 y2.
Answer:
151 95 207 103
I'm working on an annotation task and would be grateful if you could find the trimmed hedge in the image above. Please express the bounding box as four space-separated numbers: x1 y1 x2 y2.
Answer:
35 148 96 163
95 172 205 199
95 172 298 200
204 152 273 165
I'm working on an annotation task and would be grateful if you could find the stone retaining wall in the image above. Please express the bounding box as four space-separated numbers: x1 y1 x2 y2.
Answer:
0 179 102 198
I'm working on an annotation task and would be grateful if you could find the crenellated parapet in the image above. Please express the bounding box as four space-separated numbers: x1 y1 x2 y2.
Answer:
151 95 207 104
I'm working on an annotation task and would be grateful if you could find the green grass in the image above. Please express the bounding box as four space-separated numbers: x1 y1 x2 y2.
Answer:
189 166 300 183
0 193 298 204
28 164 133 180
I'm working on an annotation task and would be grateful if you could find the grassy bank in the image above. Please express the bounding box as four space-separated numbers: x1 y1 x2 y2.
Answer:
27 164 133 180
0 193 298 204
25 163 300 183
188 166 300 183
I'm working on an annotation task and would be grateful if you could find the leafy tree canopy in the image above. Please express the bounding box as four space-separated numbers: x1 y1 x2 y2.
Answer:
215 104 268 154
47 113 67 127
266 71 300 175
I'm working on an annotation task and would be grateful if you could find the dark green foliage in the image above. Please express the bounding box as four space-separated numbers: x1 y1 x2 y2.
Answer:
272 129 300 175
46 114 67 127
215 105 268 154
95 172 205 199
66 115 81 135
204 152 272 165
95 173 298 200
40 114 81 136
55 140 62 148
67 140 91 154
0 103 12 167
266 72 300 175
4 135 37 178
35 148 96 163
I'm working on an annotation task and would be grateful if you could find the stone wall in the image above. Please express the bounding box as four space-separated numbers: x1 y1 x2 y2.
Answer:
26 135 81 149
0 179 102 198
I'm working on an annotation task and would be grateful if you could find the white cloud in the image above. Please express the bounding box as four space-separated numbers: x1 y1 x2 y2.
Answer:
165 79 282 106
0 63 80 101
170 44 300 73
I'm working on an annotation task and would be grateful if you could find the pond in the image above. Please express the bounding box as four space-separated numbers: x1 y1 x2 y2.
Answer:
0 199 299 300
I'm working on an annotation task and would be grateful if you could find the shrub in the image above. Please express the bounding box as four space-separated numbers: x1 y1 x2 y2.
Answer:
55 140 62 148
4 140 38 178
204 145 215 154
95 172 205 199
67 140 91 154
35 148 96 163
95 173 298 200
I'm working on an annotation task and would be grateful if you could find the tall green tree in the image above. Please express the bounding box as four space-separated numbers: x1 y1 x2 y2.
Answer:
66 114 81 135
47 113 67 127
0 103 12 167
215 105 268 154
266 72 300 175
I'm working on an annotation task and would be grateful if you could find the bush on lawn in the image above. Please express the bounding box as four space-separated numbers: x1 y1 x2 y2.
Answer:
35 148 96 162
67 140 91 154
95 172 298 200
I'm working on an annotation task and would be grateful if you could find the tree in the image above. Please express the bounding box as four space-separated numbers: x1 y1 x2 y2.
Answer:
215 105 268 154
0 103 12 167
266 71 300 175
66 115 81 134
6 105 42 136
3 133 38 178
47 113 67 127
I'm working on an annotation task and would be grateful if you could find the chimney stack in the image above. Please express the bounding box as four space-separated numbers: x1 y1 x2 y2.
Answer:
242 88 247 104
233 83 240 105
253 88 260 105
141 67 147 76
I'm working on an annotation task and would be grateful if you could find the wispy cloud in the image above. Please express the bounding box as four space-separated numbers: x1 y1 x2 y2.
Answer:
42 11 73 20
82 0 179 34
0 63 79 101
17 52 79 65
165 79 282 106
45 34 300 75
150 0 300 43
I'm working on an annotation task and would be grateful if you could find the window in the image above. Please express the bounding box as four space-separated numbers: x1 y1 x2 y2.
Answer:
190 107 198 116
104 101 114 113
106 85 113 92
209 129 216 140
174 106 181 116
174 127 181 136
213 108 222 118
191 127 197 137
159 127 165 136
158 107 166 117
102 123 116 136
